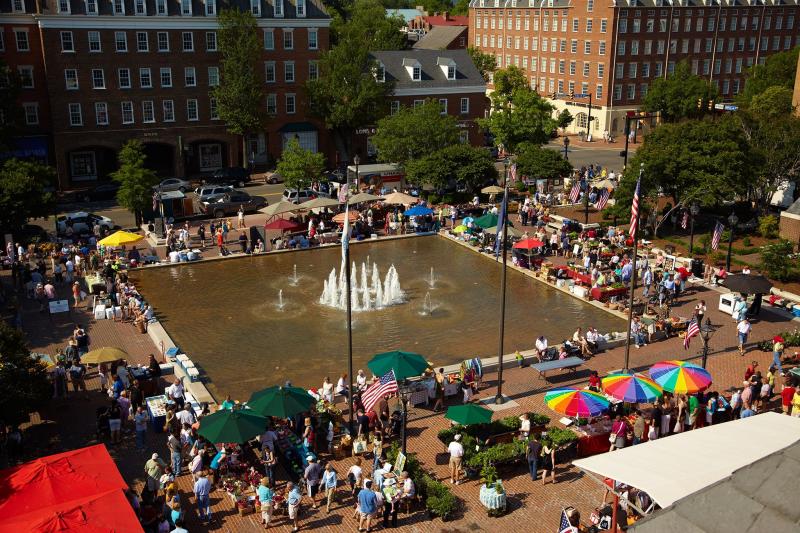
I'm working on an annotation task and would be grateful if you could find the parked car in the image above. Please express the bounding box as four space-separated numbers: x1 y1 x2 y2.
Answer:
83 182 121 202
15 224 50 244
202 192 267 218
266 172 284 184
203 167 251 188
155 178 191 192
282 189 318 204
194 184 234 203
56 212 114 235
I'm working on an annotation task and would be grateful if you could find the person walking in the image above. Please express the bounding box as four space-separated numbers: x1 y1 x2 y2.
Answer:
257 477 274 528
737 318 751 356
772 336 785 375
447 434 464 485
145 453 167 495
320 463 337 513
526 433 542 481
540 438 557 485
286 481 303 532
134 406 149 451
193 470 212 523
357 480 378 532
303 455 322 509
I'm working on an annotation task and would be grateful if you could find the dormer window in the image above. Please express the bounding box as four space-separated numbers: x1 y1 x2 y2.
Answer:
403 58 422 81
448 65 456 79
437 57 457 80
297 0 306 17
375 62 385 82
181 0 192 15
412 66 421 81
251 0 261 16
274 0 284 17
86 0 98 15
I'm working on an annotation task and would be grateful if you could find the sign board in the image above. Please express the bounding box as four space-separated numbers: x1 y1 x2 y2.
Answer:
49 299 70 313
573 93 589 98
393 451 406 476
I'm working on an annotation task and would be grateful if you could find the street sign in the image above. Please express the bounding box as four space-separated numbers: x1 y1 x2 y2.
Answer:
573 93 589 98
714 103 738 111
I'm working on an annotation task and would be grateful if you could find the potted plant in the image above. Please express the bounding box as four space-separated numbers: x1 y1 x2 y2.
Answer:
478 464 507 516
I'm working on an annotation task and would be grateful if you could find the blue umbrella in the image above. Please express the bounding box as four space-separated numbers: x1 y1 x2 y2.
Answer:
463 216 475 226
404 205 434 217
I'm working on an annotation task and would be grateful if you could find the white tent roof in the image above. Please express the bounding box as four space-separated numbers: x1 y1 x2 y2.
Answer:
573 412 800 508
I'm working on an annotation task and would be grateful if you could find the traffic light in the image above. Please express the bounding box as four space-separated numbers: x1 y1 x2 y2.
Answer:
707 99 714 111
550 92 557 100
697 98 703 109
569 90 575 99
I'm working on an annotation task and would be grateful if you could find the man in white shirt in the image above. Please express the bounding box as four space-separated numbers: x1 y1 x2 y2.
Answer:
168 378 185 410
448 434 464 485
737 318 751 356
534 336 548 356
175 404 196 426
586 327 600 352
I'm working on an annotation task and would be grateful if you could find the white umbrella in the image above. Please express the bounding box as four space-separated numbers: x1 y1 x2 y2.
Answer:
347 192 384 205
381 192 419 205
296 197 341 210
484 225 525 238
260 200 297 217
481 185 505 195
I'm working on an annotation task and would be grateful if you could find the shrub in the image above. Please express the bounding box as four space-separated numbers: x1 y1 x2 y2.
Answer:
465 440 527 468
544 427 579 448
760 241 797 281
427 194 441 205
698 234 711 254
436 413 550 447
385 444 459 520
758 215 779 239
514 181 527 192
742 236 752 247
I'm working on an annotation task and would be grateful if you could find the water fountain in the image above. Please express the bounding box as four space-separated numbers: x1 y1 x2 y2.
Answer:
421 291 437 316
277 289 286 311
319 260 404 311
289 264 299 286
428 267 436 289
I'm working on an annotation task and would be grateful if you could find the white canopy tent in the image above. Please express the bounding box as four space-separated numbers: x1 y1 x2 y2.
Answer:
573 412 800 508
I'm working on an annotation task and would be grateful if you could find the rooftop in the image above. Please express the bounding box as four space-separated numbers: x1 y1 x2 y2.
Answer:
369 48 485 90
413 25 468 50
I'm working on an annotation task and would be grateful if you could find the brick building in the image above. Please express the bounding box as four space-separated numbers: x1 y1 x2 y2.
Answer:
469 0 800 138
0 0 330 189
356 49 488 159
793 43 800 113
413 24 469 50
409 11 470 34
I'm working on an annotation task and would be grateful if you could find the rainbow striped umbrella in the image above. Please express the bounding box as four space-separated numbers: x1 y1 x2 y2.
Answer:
648 360 712 394
601 373 663 403
544 387 611 417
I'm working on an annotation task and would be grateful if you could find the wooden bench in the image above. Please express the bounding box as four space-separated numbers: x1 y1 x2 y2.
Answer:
530 357 584 381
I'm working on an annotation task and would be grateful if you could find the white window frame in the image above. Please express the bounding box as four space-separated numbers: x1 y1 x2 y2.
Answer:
115 31 128 52
162 99 175 122
121 101 134 124
61 31 75 52
142 100 155 123
251 0 261 16
91 68 105 89
113 0 125 15
206 32 217 51
284 61 295 83
390 100 400 115
308 28 318 50
64 69 79 90
186 98 199 121
14 29 29 52
135 0 146 15
274 0 283 17
156 0 167 16
182 32 194 52
285 93 296 114
160 67 172 88
308 60 319 80
266 93 277 114
265 61 276 83
438 98 447 115
58 0 71 14
206 0 216 15
88 31 101 52
460 97 469 114
264 29 275 50
283 29 293 50
95 102 109 125
68 103 83 126
118 68 131 89
210 97 219 120
180 0 192 16
157 32 169 52
137 32 149 52
184 66 196 87
208 66 219 86
23 102 38 125
140 67 152 88
296 0 306 17
85 0 98 15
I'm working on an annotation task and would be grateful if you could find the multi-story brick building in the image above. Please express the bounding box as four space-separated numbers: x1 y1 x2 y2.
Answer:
469 0 800 138
0 0 330 189
356 49 488 159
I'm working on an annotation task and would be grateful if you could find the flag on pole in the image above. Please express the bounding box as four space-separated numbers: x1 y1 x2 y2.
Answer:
494 186 508 258
361 370 398 414
508 163 517 183
711 221 724 250
558 508 578 533
152 192 159 212
629 176 641 238
595 188 610 210
684 318 700 350
341 202 351 260
338 182 348 204
569 182 581 203
681 210 689 229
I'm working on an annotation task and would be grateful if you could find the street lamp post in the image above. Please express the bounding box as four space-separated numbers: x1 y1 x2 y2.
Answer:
345 155 358 434
495 158 510 405
399 380 411 455
689 203 699 257
726 211 738 272
562 136 570 161
699 318 716 369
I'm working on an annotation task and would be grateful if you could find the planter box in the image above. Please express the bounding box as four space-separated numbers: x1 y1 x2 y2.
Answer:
239 506 255 517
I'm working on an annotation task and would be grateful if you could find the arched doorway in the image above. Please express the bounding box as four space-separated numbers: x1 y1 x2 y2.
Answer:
66 146 117 185
142 143 175 178
576 112 588 129
187 139 229 177
611 118 619 133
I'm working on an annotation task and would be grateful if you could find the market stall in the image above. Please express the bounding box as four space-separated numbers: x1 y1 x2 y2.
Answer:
145 395 168 433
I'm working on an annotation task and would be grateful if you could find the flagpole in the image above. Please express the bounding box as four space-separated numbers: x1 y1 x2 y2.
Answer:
495 160 510 404
345 156 358 434
622 164 644 374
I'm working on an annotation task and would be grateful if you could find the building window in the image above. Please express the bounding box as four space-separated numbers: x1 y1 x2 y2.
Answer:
296 0 305 17
627 84 635 100
115 32 128 52
587 0 593 11
140 68 152 88
137 32 148 52
70 152 96 179
570 60 576 75
157 32 169 52
210 97 219 119
121 101 134 124
187 99 199 121
142 100 155 122
14 29 29 51
413 99 424 108
68 103 83 126
631 41 639 55
641 63 649 78
208 66 219 86
180 0 192 15
308 29 318 50
183 32 194 52
597 63 604 78
61 31 74 52
583 61 590 77
95 102 109 125
266 93 277 114
86 0 98 15
412 66 421 81
283 29 293 50
586 19 593 32
284 61 295 83
135 0 145 14
113 0 124 14
390 100 400 115
438 98 447 115
64 69 79 90
160 68 172 87
628 63 637 78
265 62 276 83
184 67 196 87
274 0 283 17
156 0 166 15
264 30 275 50
206 32 217 51
88 31 101 52
91 69 105 89
460 97 469 114
58 0 70 13
23 102 38 125
286 93 296 114
584 40 591 54
163 100 175 121
206 0 216 15
600 18 607 33
308 61 318 81
595 84 602 99
251 0 260 16
0 31 4 52
118 68 131 88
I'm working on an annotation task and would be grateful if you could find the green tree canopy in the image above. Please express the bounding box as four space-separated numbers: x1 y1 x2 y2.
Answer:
371 100 459 166
111 140 160 225
0 158 56 233
467 46 497 82
479 88 557 153
276 138 326 190
514 143 572 181
739 47 800 106
0 322 52 425
492 65 528 99
334 0 407 50
556 109 574 131
405 144 498 192
641 61 718 122
213 8 265 162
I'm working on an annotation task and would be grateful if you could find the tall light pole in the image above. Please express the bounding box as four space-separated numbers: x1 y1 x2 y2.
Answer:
345 155 358 433
622 163 644 374
688 203 699 256
699 318 716 369
726 211 738 272
495 157 510 405
562 136 570 160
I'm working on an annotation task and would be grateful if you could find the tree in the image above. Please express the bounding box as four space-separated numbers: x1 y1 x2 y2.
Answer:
0 158 56 234
371 100 459 166
467 46 497 82
641 61 718 122
491 66 528 99
479 88 557 153
405 144 498 192
276 138 326 190
739 47 799 107
0 322 52 426
760 241 797 281
514 142 572 182
306 0 402 162
556 109 574 132
111 140 160 225
213 8 265 164
0 60 22 151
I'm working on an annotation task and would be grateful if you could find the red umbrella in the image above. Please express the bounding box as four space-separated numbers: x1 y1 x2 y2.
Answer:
774 335 785 343
264 218 303 231
513 238 545 250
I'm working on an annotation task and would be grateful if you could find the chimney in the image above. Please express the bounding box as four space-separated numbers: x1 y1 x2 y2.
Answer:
443 11 449 20
433 11 439 16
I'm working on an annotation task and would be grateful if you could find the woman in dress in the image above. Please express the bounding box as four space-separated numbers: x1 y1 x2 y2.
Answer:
540 439 557 485
321 376 334 403
303 417 315 451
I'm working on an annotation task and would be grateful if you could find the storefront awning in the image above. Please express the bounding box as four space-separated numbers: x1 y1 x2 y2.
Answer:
278 122 317 133
0 136 48 160
573 412 800 508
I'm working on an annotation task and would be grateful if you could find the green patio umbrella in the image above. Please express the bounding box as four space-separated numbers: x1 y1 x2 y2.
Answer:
198 408 267 443
368 350 429 381
247 385 316 418
474 212 499 229
445 404 493 426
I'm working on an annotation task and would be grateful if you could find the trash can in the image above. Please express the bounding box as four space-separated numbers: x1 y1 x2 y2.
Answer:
691 258 704 277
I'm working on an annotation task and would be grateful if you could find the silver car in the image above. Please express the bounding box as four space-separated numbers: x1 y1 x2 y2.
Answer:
155 177 192 193
195 185 233 203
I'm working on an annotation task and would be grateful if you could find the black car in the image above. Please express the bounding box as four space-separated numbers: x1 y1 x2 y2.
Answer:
83 182 121 202
204 167 251 187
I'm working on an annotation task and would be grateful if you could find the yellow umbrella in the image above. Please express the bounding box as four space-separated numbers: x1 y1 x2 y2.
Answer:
481 185 505 195
81 347 129 365
453 225 468 233
98 230 143 247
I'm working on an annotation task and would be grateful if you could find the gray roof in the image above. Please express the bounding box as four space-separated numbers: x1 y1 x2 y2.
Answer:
49 0 329 19
630 439 800 533
413 25 467 50
786 197 800 216
369 49 485 90
467 0 797 8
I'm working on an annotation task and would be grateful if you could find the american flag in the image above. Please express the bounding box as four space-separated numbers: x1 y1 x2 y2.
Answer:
559 508 578 533
361 370 398 414
595 188 610 210
629 176 641 238
711 221 724 250
569 182 581 203
684 318 700 350
508 163 517 183
681 210 689 230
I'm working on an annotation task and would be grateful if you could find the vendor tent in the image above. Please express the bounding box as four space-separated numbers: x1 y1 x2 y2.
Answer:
573 412 800 509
